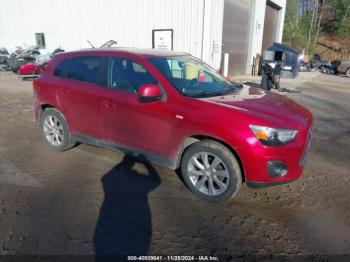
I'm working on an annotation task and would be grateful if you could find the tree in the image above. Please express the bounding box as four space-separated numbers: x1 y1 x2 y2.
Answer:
283 0 307 51
283 0 321 54
322 0 350 58
283 0 350 58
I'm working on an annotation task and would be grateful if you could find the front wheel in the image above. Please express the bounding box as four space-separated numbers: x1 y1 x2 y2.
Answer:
181 140 242 202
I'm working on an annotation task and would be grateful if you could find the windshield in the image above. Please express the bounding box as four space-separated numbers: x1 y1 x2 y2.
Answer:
149 55 242 98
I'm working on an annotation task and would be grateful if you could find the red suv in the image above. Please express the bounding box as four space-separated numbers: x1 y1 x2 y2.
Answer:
33 48 313 201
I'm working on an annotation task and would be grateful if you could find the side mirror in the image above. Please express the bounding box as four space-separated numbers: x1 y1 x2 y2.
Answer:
138 84 162 102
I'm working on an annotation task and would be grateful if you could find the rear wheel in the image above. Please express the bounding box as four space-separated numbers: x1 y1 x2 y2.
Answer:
181 140 242 202
39 108 75 151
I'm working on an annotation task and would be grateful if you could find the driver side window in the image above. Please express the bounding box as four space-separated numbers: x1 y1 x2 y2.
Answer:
109 58 157 93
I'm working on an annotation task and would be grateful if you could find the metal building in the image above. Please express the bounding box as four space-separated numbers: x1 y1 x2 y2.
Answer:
0 0 286 76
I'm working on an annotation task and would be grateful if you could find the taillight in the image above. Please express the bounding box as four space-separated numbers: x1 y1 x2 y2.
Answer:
33 79 40 92
42 61 50 72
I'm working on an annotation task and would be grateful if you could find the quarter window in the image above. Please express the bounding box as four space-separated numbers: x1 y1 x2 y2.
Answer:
53 59 69 77
66 56 102 85
110 58 157 93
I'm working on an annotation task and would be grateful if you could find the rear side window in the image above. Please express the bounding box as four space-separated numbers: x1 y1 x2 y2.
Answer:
53 59 69 77
66 56 102 85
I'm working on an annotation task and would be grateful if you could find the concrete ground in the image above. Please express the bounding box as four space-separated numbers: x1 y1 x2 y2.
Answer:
0 71 349 260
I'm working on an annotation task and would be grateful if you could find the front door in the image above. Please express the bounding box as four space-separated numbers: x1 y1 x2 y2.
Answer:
101 57 173 158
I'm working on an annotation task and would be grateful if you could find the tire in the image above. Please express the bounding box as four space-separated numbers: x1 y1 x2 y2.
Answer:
181 140 242 202
39 108 75 151
275 78 280 89
261 75 270 91
267 80 273 90
346 68 350 78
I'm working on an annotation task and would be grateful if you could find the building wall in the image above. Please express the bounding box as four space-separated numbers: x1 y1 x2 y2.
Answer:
0 0 224 69
0 0 287 75
201 0 225 69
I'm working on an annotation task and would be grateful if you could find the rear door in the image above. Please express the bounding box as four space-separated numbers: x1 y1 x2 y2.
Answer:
100 56 173 158
56 56 105 139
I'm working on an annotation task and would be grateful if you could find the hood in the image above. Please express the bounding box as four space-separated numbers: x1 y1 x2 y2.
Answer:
200 85 313 130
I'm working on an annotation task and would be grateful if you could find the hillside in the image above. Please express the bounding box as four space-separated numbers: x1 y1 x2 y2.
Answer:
315 35 350 61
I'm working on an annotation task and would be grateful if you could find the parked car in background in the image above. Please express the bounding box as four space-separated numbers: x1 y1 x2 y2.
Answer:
0 47 9 71
319 62 337 75
309 53 329 70
337 60 350 77
18 54 50 78
33 48 313 202
18 48 65 79
8 45 41 72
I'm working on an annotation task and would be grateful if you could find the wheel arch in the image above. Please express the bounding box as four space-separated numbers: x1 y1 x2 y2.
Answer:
176 135 246 182
35 103 55 123
41 103 55 111
39 104 70 131
39 104 76 151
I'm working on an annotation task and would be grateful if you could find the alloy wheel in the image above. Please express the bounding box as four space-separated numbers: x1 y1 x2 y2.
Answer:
187 152 229 196
43 115 64 146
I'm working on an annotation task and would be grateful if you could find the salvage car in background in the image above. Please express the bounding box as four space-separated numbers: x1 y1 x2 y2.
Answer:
337 60 350 77
0 47 9 71
8 46 41 73
18 53 50 78
18 48 65 79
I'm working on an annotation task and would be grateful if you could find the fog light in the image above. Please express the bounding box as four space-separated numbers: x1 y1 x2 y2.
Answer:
267 161 288 178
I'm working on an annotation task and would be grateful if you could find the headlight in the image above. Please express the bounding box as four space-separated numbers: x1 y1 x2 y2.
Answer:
249 125 298 146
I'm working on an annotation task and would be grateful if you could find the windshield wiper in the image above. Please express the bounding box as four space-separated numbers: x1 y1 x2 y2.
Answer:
223 83 242 94
182 90 223 98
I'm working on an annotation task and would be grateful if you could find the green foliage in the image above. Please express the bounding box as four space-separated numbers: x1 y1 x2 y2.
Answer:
331 0 350 37
283 0 350 56
283 0 307 50
282 0 318 53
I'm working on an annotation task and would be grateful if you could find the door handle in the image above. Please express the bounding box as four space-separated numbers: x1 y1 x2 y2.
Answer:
102 99 117 109
59 87 70 95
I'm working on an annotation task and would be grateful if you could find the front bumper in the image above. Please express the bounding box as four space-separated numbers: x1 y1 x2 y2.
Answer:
238 128 312 186
246 180 291 189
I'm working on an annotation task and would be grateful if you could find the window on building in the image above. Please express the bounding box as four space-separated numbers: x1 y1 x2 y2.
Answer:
109 58 157 93
35 33 46 49
66 56 102 85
